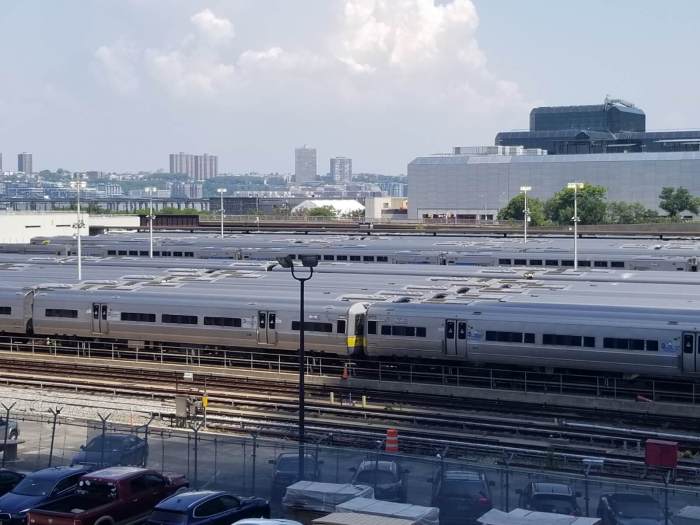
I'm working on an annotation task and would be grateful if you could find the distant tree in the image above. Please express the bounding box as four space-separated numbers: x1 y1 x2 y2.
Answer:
343 209 365 219
605 201 659 224
545 184 607 225
659 187 699 218
497 193 546 226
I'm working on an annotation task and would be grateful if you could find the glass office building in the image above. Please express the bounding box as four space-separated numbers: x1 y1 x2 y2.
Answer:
496 98 700 155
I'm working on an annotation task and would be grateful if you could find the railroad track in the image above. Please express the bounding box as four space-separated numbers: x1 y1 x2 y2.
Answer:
2 356 700 484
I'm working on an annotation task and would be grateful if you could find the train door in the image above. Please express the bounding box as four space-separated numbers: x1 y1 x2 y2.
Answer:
682 332 699 373
257 311 277 344
92 303 109 335
444 319 468 357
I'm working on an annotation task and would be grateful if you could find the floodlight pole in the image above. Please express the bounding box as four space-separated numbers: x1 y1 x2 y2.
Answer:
520 186 531 244
146 187 156 258
217 188 227 239
71 174 86 281
290 263 315 482
568 182 584 270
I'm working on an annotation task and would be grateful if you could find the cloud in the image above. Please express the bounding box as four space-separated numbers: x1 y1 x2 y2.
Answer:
190 8 235 43
93 40 140 95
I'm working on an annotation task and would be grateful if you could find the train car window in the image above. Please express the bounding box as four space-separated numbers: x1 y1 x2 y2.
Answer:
630 339 645 351
154 251 161 256
610 261 625 268
377 256 389 262
128 251 138 256
173 251 183 257
162 314 198 325
185 252 194 257
118 250 127 255
292 321 333 333
561 260 574 267
545 260 558 266
486 331 523 343
363 256 375 262
367 321 377 334
268 313 276 329
0 307 11 315
139 251 148 256
46 309 78 318
417 327 427 338
646 340 659 352
259 313 266 329
101 305 108 320
93 305 100 319
121 312 156 323
350 255 361 261
528 260 542 266
683 334 694 353
594 261 608 268
337 255 348 261
524 333 535 344
578 260 591 267
323 255 334 261
445 322 455 339
204 317 242 327
381 325 391 335
162 251 172 256
392 326 415 337
543 334 581 346
583 336 595 348
498 259 511 265
336 320 346 334
513 259 526 266
107 250 117 256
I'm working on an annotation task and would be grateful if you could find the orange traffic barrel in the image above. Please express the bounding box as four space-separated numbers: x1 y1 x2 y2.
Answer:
385 428 399 452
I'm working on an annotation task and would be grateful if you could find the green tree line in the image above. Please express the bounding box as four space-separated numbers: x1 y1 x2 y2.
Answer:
498 185 699 225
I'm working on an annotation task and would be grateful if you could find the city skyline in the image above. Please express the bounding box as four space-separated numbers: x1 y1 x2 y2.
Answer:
1 1 699 174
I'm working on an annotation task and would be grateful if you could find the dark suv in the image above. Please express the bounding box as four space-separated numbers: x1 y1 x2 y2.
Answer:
269 453 322 497
517 482 581 515
72 434 148 468
350 460 407 502
430 470 492 525
597 493 664 525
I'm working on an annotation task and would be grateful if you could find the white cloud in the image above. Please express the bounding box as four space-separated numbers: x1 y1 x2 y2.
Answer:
190 8 235 43
93 40 140 95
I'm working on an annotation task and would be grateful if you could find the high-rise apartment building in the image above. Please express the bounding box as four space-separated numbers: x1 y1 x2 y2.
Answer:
330 157 352 183
17 153 32 174
0 153 3 172
295 146 317 183
169 152 217 180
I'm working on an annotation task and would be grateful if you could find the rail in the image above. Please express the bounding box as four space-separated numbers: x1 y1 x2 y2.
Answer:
0 335 697 407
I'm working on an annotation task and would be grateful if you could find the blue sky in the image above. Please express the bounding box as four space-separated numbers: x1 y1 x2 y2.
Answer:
0 0 698 174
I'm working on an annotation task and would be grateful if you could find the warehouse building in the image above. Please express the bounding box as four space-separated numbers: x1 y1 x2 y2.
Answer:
407 149 700 220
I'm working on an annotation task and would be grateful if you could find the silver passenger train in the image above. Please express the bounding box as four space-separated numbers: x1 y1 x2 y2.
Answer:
1 282 699 379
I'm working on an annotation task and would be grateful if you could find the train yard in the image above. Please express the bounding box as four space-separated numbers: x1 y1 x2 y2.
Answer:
1 232 700 515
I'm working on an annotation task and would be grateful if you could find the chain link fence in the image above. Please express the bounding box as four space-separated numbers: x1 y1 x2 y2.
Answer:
3 408 700 521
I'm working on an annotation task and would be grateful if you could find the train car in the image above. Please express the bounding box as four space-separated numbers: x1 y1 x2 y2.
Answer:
0 287 33 335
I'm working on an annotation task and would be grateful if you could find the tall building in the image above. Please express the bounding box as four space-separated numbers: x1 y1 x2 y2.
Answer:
0 153 3 172
169 152 194 176
17 153 32 175
330 157 352 183
169 152 217 180
496 97 700 155
295 146 317 183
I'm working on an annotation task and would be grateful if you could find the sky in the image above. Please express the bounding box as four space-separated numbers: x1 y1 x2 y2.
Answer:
0 0 699 175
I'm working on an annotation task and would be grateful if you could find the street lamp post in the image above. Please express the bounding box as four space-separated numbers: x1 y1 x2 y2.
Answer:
145 187 157 258
277 254 319 482
567 182 584 270
520 186 531 243
70 174 87 280
217 188 227 238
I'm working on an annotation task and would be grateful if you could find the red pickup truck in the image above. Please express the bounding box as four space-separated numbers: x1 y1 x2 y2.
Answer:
27 467 188 525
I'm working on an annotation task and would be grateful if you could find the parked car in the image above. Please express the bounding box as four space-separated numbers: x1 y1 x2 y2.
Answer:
517 482 581 515
597 493 665 525
0 465 91 525
430 469 493 525
350 459 407 502
26 467 188 525
0 470 24 498
148 490 269 525
269 453 322 496
71 434 148 467
0 418 19 442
